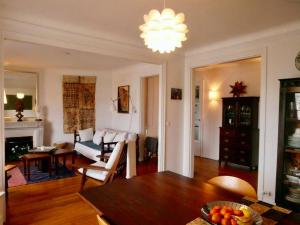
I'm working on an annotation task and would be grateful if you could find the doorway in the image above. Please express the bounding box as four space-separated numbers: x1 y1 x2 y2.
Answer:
194 84 202 157
139 75 159 174
192 57 261 190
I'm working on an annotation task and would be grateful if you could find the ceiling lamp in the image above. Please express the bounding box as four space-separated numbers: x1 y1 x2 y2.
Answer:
16 92 25 99
139 8 188 53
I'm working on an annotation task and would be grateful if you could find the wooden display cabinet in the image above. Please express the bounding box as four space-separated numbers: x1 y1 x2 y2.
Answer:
276 78 300 210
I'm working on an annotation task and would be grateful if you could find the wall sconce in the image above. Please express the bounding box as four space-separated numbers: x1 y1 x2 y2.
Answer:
209 90 219 101
4 89 7 104
16 92 25 99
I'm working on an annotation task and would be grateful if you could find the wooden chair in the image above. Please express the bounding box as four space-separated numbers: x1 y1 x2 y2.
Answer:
96 215 110 225
208 176 257 199
78 141 126 191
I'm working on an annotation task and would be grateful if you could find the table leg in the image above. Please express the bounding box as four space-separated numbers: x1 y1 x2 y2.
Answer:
63 156 66 168
23 159 27 176
27 160 30 180
55 156 59 175
48 157 52 177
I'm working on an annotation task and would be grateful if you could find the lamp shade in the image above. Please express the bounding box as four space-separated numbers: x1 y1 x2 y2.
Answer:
140 8 188 54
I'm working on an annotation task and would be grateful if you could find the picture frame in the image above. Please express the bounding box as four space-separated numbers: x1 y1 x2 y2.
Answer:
118 85 130 113
171 88 182 100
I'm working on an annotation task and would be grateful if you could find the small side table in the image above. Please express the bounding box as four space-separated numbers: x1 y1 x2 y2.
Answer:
52 149 76 175
21 153 52 180
5 164 16 202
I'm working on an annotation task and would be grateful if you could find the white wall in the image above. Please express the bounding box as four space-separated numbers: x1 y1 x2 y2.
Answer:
110 63 161 161
194 59 261 160
165 56 185 174
110 63 161 133
185 29 300 203
40 68 112 145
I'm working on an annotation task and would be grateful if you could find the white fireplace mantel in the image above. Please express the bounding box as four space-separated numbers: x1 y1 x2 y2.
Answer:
5 121 44 147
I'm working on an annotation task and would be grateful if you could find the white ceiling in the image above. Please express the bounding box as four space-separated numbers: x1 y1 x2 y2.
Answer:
3 40 136 70
1 0 300 51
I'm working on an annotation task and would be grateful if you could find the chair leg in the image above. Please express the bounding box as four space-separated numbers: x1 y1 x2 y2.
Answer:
80 169 87 192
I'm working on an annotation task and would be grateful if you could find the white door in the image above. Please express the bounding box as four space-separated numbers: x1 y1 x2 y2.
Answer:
145 76 159 137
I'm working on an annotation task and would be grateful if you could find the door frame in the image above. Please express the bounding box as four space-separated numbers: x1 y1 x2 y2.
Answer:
183 47 267 201
139 75 160 162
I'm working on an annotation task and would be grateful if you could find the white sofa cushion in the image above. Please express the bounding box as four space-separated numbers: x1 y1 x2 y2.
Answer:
74 142 101 162
104 131 117 143
93 130 106 145
78 161 108 181
78 128 93 142
113 132 127 142
127 133 137 141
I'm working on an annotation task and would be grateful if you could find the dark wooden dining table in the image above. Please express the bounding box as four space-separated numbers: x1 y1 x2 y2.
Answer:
79 171 300 225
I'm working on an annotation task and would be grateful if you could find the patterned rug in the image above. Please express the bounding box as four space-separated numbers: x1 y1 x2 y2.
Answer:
8 164 76 187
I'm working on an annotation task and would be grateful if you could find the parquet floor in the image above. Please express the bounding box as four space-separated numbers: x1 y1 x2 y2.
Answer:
6 156 256 225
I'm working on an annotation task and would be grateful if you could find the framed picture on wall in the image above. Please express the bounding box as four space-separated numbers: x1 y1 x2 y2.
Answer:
171 88 182 100
118 85 130 113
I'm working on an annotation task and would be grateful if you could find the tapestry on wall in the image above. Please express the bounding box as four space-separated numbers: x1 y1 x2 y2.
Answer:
63 75 96 133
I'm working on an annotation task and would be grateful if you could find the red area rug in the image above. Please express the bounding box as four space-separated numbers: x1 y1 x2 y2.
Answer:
8 167 27 187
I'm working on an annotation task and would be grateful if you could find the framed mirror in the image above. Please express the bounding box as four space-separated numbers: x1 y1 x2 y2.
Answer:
4 70 38 120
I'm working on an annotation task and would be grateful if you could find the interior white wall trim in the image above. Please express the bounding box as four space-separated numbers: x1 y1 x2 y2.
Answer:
185 21 300 57
0 18 167 65
183 47 268 201
158 63 167 172
0 31 5 225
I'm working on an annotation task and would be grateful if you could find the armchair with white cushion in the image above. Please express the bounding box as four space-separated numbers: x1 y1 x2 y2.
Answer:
78 141 127 191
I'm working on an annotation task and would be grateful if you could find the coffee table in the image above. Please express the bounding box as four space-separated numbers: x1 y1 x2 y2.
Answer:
52 148 76 175
21 153 52 180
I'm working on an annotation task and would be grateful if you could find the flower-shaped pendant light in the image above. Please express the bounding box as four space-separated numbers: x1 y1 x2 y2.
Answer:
139 8 188 54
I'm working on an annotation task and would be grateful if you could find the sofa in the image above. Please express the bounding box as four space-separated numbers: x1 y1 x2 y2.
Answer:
74 128 139 179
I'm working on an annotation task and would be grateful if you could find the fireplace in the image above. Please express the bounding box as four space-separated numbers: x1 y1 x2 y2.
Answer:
5 136 33 162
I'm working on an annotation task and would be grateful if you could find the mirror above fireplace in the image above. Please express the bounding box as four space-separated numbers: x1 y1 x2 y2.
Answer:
4 70 39 120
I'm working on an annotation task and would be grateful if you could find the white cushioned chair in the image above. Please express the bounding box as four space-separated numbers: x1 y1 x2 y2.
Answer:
78 141 126 191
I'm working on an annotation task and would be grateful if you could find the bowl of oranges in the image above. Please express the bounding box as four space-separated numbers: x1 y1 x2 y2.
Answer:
200 201 263 225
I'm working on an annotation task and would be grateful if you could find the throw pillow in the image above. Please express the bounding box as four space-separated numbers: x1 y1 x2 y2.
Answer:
127 133 137 141
113 132 128 142
78 128 93 142
93 130 106 145
103 132 117 143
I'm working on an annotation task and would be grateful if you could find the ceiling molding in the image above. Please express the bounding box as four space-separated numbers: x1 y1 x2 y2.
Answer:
185 21 300 57
0 18 171 65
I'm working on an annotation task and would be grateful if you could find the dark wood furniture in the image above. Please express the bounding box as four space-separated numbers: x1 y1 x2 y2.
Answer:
276 78 300 211
52 148 76 175
219 97 259 170
21 153 52 180
80 171 299 225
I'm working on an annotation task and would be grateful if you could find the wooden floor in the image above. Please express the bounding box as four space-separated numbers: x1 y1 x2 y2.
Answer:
6 157 256 225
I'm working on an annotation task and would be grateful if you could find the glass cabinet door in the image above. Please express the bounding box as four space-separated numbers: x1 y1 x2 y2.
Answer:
239 104 252 127
282 86 300 205
224 104 236 127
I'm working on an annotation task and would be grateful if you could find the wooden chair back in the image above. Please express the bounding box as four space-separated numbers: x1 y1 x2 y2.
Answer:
103 142 126 184
96 215 110 225
208 176 257 199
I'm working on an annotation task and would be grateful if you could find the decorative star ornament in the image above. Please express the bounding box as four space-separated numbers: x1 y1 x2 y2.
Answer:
230 81 247 97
